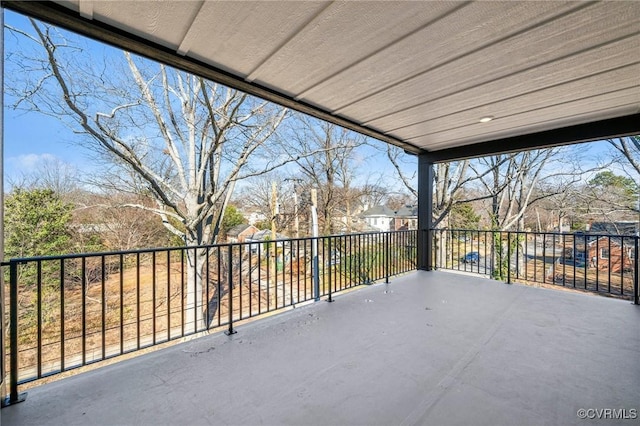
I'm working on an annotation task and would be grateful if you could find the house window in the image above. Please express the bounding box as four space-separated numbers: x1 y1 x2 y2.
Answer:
630 248 635 260
600 248 610 259
373 218 377 225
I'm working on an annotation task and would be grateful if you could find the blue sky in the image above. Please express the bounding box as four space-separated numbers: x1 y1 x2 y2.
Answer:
3 10 94 179
4 108 85 176
3 9 416 192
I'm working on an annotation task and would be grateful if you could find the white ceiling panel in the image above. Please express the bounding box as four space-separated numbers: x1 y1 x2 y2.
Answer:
396 72 640 141
300 1 584 110
408 92 640 149
368 37 640 131
92 1 203 49
248 1 459 96
178 1 330 79
336 2 640 122
394 64 640 142
7 0 640 157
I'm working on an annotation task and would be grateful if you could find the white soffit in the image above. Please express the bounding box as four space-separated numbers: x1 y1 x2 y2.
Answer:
21 1 640 153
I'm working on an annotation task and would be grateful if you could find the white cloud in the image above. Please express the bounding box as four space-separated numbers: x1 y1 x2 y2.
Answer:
7 153 59 172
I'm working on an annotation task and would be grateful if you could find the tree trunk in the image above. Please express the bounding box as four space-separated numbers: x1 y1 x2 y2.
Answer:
184 243 207 333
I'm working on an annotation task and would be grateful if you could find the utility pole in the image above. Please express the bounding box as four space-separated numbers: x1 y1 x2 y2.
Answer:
283 178 302 238
293 189 299 238
270 181 278 241
311 189 318 234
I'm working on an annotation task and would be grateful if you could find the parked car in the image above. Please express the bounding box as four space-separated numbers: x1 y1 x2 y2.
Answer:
461 251 480 264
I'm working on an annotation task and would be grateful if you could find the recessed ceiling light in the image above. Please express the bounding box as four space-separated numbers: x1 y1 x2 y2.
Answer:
479 116 494 123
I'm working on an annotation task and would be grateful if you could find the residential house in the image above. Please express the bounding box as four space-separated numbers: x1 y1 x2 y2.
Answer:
391 205 418 231
244 209 267 226
586 236 635 273
360 205 419 232
226 224 259 243
360 206 395 232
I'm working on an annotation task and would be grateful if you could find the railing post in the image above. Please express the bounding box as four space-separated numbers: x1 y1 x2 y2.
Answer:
634 236 639 305
3 261 26 406
8 261 18 404
507 232 512 283
225 247 236 335
312 237 320 301
385 232 390 284
327 237 333 303
493 230 498 279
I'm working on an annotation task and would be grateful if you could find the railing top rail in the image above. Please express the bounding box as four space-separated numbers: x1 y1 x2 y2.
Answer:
431 228 640 239
3 229 417 264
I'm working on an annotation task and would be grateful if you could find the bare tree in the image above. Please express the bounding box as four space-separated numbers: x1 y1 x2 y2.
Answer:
7 156 81 197
235 173 296 233
387 145 491 226
359 183 392 209
609 136 640 177
73 191 175 251
608 136 640 224
470 150 564 231
8 20 292 330
385 146 418 199
533 177 585 232
286 115 367 234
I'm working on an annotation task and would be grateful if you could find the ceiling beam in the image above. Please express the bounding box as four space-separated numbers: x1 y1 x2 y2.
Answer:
423 113 640 163
2 0 425 154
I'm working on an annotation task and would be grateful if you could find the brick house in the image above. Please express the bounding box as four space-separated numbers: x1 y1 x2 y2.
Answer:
586 237 635 273
226 224 259 243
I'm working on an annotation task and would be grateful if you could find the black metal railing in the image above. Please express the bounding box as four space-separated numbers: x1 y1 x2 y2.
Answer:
431 229 639 304
2 230 416 405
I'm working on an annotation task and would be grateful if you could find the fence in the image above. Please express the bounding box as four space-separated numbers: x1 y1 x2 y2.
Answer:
2 230 416 405
432 229 639 303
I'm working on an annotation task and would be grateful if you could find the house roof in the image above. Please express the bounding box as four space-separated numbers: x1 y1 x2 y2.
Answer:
394 205 418 217
589 221 639 236
226 224 254 237
361 206 395 218
246 229 288 241
362 205 419 219
583 233 639 248
6 1 640 162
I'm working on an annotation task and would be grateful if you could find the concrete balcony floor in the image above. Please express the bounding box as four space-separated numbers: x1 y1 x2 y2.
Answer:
3 271 639 425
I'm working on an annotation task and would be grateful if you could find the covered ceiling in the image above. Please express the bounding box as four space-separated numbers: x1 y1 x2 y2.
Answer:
4 1 640 160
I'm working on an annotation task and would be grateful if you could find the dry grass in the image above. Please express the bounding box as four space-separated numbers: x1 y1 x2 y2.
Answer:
4 250 406 390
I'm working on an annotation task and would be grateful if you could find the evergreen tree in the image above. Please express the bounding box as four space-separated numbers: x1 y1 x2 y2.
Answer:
5 188 73 259
220 205 246 237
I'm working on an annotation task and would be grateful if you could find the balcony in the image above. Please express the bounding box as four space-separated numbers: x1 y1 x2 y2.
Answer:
3 2 640 423
3 269 639 425
2 230 639 424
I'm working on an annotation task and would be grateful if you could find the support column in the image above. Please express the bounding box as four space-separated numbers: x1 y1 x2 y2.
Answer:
417 154 434 270
1 6 6 406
